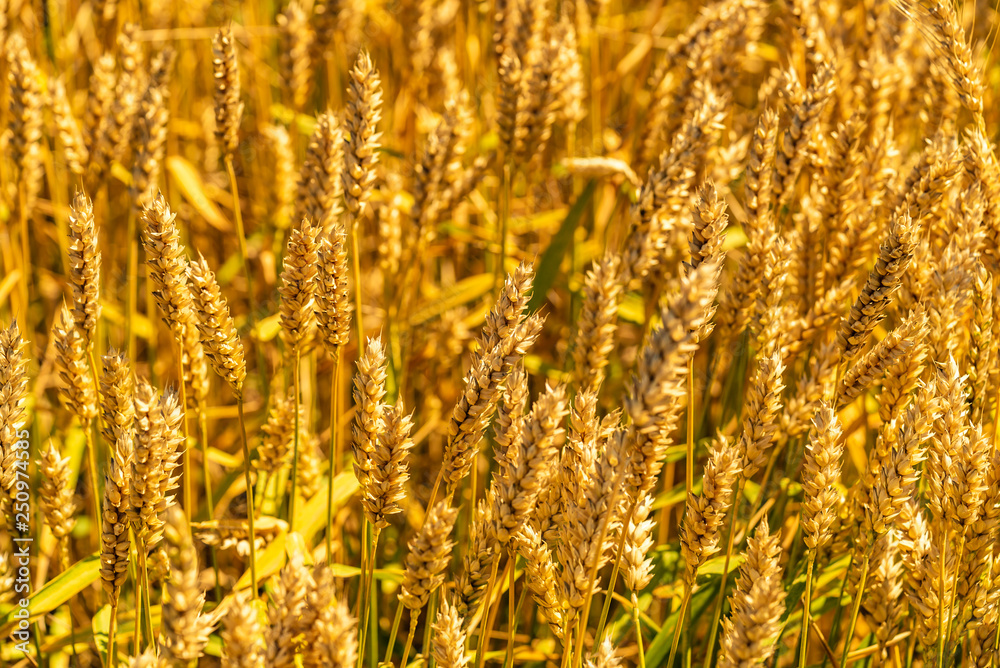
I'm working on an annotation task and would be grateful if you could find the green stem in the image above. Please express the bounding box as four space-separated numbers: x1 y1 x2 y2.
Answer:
839 550 872 668
595 499 639 644
197 402 222 600
84 421 102 539
289 349 302 528
137 538 154 650
687 357 695 495
702 478 747 668
574 466 629 665
225 156 254 314
385 603 404 664
357 523 380 667
666 585 692 668
505 549 517 668
822 552 856 668
350 213 365 345
107 600 118 668
633 592 647 668
800 555 816 668
400 615 419 668
498 162 511 290
937 531 948 668
126 207 138 369
237 393 258 600
476 556 508 668
326 348 342 564
176 355 192 520
422 589 436 664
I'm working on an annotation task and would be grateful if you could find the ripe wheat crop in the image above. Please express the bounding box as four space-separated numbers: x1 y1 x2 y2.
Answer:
1 0 1000 667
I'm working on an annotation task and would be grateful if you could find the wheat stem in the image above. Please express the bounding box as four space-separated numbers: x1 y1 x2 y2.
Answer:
799 555 816 668
197 402 221 600
400 615 419 668
326 347 342 564
176 355 192 520
84 420 102 538
107 600 118 668
385 602 404 664
357 522 379 665
475 553 505 668
505 547 516 668
237 393 258 600
937 531 947 668
633 591 647 668
289 349 302 528
126 206 138 367
666 584 692 668
840 550 872 668
701 477 747 668
687 357 695 499
350 214 364 344
595 498 638 643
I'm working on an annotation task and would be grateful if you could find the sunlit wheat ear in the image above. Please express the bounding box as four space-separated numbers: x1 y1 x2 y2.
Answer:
50 78 88 176
279 217 320 356
622 493 656 592
738 351 785 481
0 322 28 502
573 255 623 396
492 383 568 544
159 506 215 663
266 552 314 667
800 403 845 553
52 303 98 421
585 637 622 668
254 395 298 476
303 565 359 667
439 264 543 496
83 53 116 153
837 211 917 361
141 193 195 339
38 442 77 544
126 649 162 667
455 498 499 617
680 436 740 584
100 430 132 606
129 380 184 551
432 597 469 668
968 261 995 422
221 590 266 668
186 254 247 395
517 523 568 640
411 91 474 237
343 49 383 217
686 180 729 274
67 190 101 349
352 336 387 518
133 81 170 210
100 360 137 449
263 125 295 229
399 500 458 611
297 112 345 233
895 0 984 117
213 25 244 159
315 224 353 352
6 32 43 208
277 0 313 112
365 402 414 529
718 517 785 668
625 258 721 497
838 307 926 406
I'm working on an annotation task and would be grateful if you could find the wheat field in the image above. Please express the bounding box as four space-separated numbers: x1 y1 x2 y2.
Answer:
0 0 999 666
